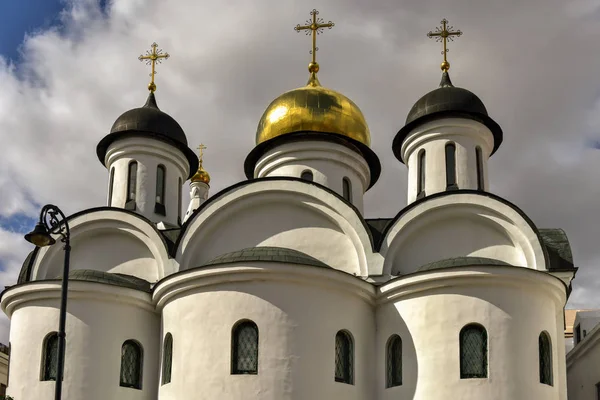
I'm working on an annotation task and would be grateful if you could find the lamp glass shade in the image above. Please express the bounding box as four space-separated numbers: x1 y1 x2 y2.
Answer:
24 223 56 247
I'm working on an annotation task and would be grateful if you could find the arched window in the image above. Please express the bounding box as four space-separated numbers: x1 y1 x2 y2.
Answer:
120 340 143 389
417 150 426 198
177 177 182 224
386 335 402 388
126 161 138 210
301 170 313 182
342 177 352 202
108 167 115 206
539 331 553 386
460 324 487 379
445 142 457 189
41 332 58 381
334 330 354 384
162 333 173 385
155 165 166 215
231 320 259 374
476 146 484 191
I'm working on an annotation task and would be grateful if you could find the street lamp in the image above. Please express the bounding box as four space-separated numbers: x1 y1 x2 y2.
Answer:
24 204 70 400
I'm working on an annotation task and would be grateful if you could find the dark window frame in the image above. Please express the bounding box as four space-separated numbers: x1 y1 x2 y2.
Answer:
154 165 167 216
41 332 59 381
301 170 314 182
575 324 581 344
386 334 402 388
231 320 259 375
108 167 115 206
120 340 143 389
342 177 352 203
162 333 173 385
459 323 488 379
125 161 138 210
417 149 426 199
476 146 484 191
334 330 354 385
595 381 600 400
177 177 182 225
539 331 553 386
445 142 458 190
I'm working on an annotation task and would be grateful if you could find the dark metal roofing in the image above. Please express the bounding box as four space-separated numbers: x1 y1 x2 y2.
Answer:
62 269 151 292
96 93 199 179
393 72 503 163
201 246 330 269
540 228 575 271
417 256 512 272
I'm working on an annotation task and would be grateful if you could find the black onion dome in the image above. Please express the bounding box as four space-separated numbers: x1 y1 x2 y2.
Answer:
393 72 503 163
97 93 199 178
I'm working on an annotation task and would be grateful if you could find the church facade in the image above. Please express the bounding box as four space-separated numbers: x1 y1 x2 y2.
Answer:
0 15 577 400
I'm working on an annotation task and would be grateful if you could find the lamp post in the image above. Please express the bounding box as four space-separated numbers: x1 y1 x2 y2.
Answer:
25 204 70 400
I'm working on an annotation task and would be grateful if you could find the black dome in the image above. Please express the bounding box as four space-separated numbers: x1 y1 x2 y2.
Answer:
97 93 198 178
393 72 503 163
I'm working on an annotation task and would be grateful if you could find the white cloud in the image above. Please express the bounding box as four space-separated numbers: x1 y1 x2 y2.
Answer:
0 0 600 343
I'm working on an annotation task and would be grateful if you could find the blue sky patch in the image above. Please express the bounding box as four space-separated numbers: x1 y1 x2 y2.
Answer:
0 214 37 234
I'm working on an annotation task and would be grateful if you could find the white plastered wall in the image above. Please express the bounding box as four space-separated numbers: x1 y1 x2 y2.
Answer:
401 118 494 204
377 267 567 400
254 141 371 213
105 137 190 226
566 324 600 400
2 282 159 400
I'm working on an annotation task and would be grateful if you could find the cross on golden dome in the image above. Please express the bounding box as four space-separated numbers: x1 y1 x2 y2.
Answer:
294 9 335 86
197 144 207 167
427 19 462 72
138 42 170 93
191 144 210 184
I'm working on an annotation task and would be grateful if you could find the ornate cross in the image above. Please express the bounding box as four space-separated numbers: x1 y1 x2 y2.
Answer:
197 144 207 166
427 19 462 72
295 9 335 84
138 42 170 92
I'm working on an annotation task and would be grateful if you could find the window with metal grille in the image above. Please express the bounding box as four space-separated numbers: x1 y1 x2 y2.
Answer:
539 331 553 386
334 330 354 384
120 340 143 389
231 320 258 374
417 150 426 198
342 177 352 203
41 332 59 381
459 324 488 379
301 170 313 182
445 142 457 189
162 333 173 385
127 161 137 202
476 146 484 190
386 335 402 388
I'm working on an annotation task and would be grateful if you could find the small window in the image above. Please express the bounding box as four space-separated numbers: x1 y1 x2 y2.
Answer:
460 324 487 379
108 167 115 206
476 146 484 191
445 142 457 189
334 330 354 384
417 150 426 198
162 333 173 385
41 332 59 381
342 177 352 202
232 320 259 375
575 324 581 344
301 170 313 182
120 340 143 389
126 161 138 210
539 331 553 386
156 165 166 205
177 177 182 225
386 335 402 388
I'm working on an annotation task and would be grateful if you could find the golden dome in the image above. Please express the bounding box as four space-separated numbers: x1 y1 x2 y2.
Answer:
191 166 210 184
256 74 371 147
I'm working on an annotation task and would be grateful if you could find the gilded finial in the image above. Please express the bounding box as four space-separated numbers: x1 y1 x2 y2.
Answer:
294 9 335 87
138 43 170 93
427 19 462 72
191 144 210 184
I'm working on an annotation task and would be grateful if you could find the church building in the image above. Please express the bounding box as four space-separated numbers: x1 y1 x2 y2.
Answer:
0 13 577 400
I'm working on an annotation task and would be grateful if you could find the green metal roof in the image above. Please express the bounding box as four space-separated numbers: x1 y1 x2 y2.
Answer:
62 269 151 292
202 247 330 269
417 256 512 272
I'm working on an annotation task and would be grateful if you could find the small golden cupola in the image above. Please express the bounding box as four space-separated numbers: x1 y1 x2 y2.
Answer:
255 10 371 148
191 144 210 185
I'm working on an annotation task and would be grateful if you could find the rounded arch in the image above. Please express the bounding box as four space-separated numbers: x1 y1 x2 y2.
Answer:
381 191 548 276
459 323 488 379
177 179 375 276
231 319 259 375
539 330 553 386
386 334 402 388
40 331 59 381
334 329 354 384
162 332 173 385
120 339 144 389
29 208 172 283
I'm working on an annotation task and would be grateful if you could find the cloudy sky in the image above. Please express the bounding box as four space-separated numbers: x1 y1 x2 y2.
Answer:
0 0 599 342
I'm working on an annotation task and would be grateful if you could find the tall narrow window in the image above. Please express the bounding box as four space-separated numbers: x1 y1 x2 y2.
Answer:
575 324 581 344
386 335 402 388
539 332 553 386
108 167 115 206
162 333 173 385
120 340 143 389
460 324 488 379
342 177 352 202
177 177 182 224
417 150 426 198
476 146 484 191
231 320 258 375
41 332 59 381
301 170 313 182
155 165 166 216
445 142 457 189
334 330 354 384
126 161 138 210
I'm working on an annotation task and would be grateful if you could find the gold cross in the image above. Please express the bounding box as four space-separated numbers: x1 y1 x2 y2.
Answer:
138 42 170 93
295 9 335 85
197 144 207 166
427 19 462 72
